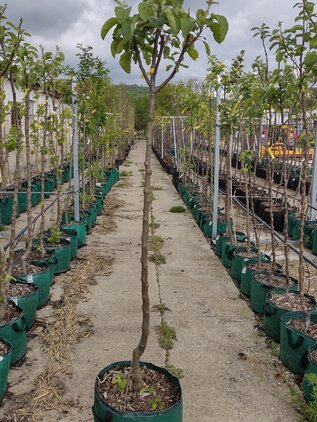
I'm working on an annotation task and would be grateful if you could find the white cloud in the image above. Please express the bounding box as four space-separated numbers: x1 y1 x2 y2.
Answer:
5 0 300 85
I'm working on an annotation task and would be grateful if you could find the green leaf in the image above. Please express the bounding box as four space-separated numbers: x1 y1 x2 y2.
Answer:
305 51 317 69
166 64 173 71
138 2 155 22
180 16 195 38
203 41 211 56
115 6 131 21
121 18 132 40
187 47 199 60
163 7 178 35
208 14 229 44
119 51 132 73
101 17 118 39
196 9 206 23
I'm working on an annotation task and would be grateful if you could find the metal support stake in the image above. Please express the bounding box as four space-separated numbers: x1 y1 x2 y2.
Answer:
72 80 80 222
161 118 164 160
310 126 317 221
212 93 221 239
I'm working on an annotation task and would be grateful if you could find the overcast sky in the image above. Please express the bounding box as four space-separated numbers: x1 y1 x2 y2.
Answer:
5 0 298 85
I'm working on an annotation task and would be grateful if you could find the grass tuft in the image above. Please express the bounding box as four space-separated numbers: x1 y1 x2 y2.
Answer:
169 205 186 213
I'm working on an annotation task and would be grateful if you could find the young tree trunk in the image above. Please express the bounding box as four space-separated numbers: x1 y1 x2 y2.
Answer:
7 73 22 273
132 86 155 391
22 86 33 271
225 133 233 242
39 92 49 256
0 247 7 321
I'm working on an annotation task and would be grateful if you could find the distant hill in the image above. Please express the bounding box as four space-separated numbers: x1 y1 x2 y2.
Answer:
121 84 149 131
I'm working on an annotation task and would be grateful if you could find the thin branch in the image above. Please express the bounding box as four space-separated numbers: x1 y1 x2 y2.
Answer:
133 41 150 87
155 31 202 93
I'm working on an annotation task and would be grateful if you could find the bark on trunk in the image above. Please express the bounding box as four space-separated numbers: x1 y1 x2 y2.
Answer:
132 87 155 391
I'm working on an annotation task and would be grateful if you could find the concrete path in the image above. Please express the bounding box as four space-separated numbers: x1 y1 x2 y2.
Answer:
2 140 298 421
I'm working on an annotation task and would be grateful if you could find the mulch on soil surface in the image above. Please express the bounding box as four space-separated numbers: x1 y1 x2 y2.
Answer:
11 262 43 276
8 283 36 297
254 273 295 288
3 251 114 422
97 365 180 413
289 320 317 340
271 293 315 311
0 303 21 325
13 250 52 261
0 340 10 355
310 349 317 365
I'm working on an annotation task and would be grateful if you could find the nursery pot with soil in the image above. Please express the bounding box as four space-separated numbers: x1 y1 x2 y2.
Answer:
230 247 259 282
0 301 27 365
17 261 52 307
240 257 277 296
279 311 317 375
60 227 79 260
44 238 72 274
263 290 316 342
7 281 39 330
0 337 11 401
92 361 182 422
250 272 298 315
214 231 246 258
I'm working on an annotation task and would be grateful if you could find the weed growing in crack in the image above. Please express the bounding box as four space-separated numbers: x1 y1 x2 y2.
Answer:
152 303 171 314
165 364 184 379
156 322 176 350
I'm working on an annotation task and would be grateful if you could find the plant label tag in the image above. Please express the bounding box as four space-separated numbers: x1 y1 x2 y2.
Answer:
12 297 18 306
96 183 101 187
0 356 3 362
209 222 212 226
242 266 247 274
216 235 219 240
66 237 71 242
244 258 248 261
27 274 33 284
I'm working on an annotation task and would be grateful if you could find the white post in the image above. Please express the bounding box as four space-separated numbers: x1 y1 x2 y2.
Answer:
72 81 80 222
212 93 221 239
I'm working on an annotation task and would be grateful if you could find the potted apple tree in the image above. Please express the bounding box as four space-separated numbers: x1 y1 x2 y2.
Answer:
93 0 228 420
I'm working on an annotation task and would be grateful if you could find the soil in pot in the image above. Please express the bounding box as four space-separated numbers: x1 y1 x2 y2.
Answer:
96 364 180 413
0 301 27 365
11 262 43 277
0 337 11 401
7 283 38 329
264 291 316 342
250 273 297 315
289 320 317 339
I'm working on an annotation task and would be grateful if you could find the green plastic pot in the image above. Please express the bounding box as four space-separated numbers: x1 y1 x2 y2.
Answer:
61 222 87 248
230 247 259 281
7 281 39 330
264 290 316 342
81 210 93 234
313 228 317 255
250 272 298 315
303 344 317 401
0 193 13 225
0 337 11 401
31 178 41 206
92 361 182 422
17 261 52 307
214 231 246 258
45 238 71 274
60 227 79 260
279 311 317 375
0 302 27 365
18 190 28 214
240 259 281 297
44 177 54 198
221 237 250 269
